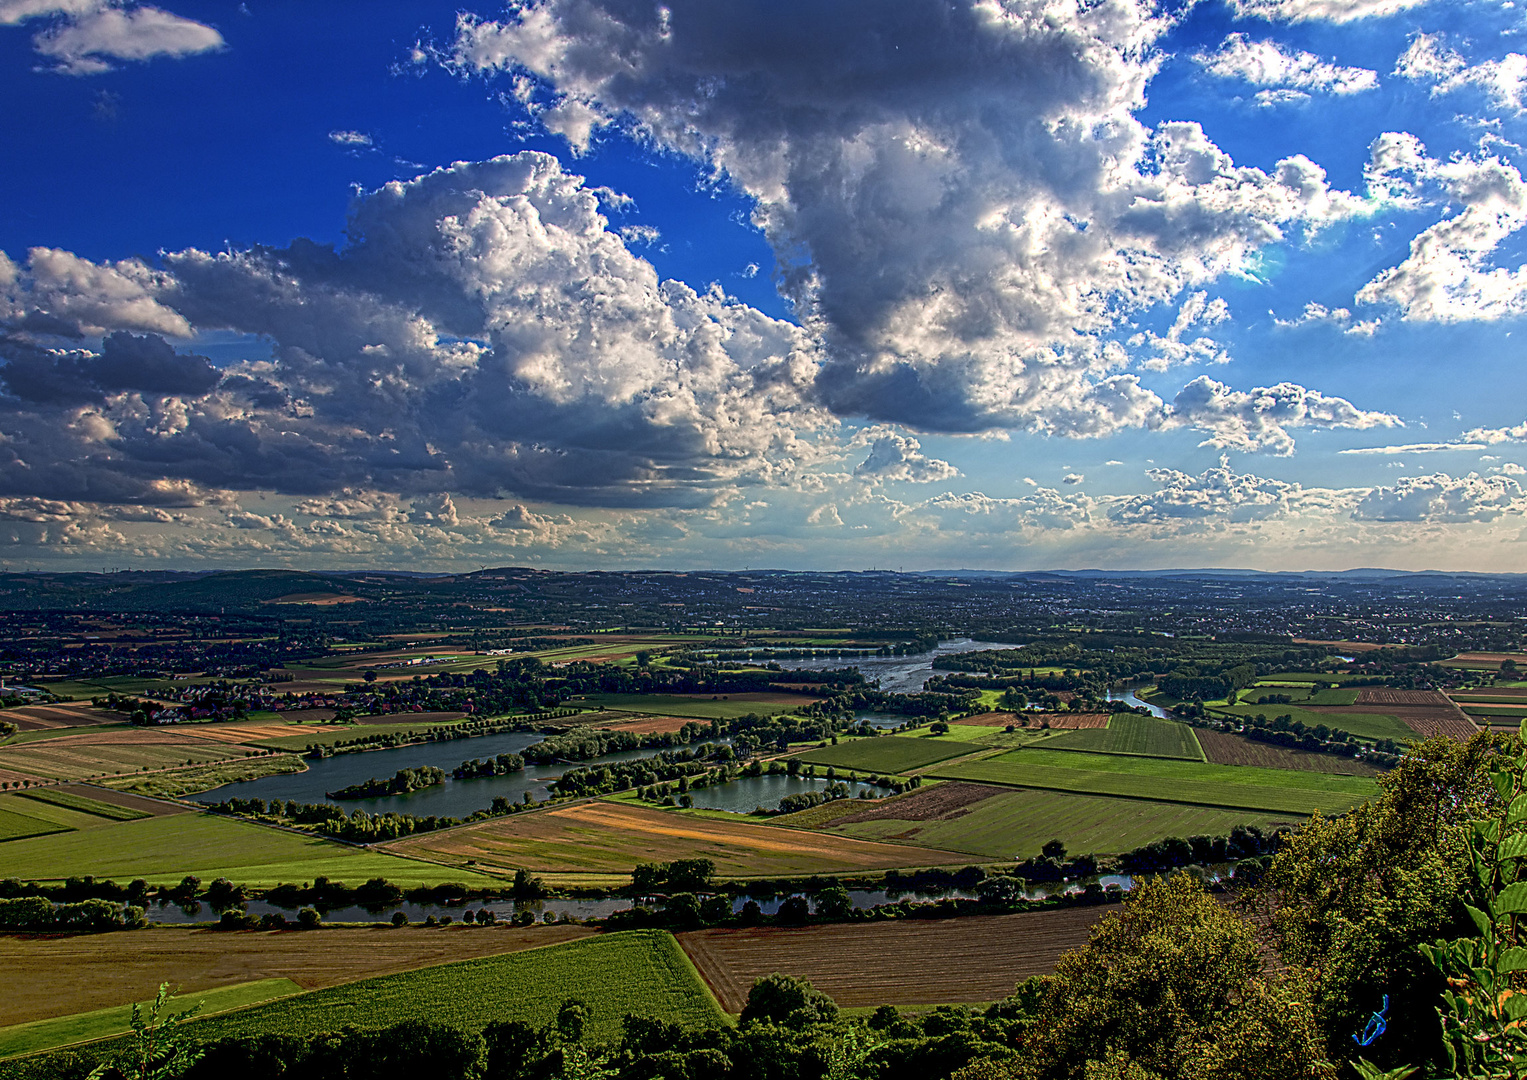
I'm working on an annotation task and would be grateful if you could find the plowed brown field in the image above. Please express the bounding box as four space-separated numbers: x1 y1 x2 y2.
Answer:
1357 689 1455 707
0 729 247 781
384 800 970 878
1196 730 1382 775
0 924 594 1027
1034 713 1110 730
594 715 696 734
678 907 1107 1009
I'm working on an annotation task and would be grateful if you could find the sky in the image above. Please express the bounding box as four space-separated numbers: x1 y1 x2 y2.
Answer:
1 0 1526 573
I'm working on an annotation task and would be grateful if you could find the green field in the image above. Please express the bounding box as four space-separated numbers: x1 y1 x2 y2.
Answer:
0 980 300 1060
932 748 1377 815
17 788 150 822
1040 715 1204 760
1212 703 1415 742
796 736 980 773
0 811 501 887
0 804 69 842
819 785 1297 859
168 932 722 1045
571 693 812 720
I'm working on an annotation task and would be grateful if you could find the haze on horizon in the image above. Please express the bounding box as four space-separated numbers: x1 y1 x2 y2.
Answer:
1 0 1525 575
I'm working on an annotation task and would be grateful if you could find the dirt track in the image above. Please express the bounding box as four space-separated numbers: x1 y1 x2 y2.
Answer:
678 906 1108 1010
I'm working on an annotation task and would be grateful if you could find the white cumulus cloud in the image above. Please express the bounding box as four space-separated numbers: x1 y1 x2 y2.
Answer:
1196 34 1379 98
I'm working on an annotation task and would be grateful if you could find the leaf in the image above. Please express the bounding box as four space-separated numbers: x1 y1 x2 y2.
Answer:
1500 835 1527 862
1506 992 1527 1021
1466 903 1495 936
1500 947 1527 972
1509 795 1527 825
1497 770 1516 802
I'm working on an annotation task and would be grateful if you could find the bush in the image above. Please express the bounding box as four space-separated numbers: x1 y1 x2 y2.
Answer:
740 973 839 1029
391 911 408 927
297 906 321 929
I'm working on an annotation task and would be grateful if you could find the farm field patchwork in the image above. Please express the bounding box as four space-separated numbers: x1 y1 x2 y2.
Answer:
802 782 1296 858
250 721 474 751
0 729 250 782
570 692 818 720
0 811 500 887
0 979 301 1060
385 799 971 878
679 908 1108 1010
168 931 723 1045
931 748 1378 815
1039 715 1204 761
1195 730 1383 775
0 704 124 732
795 735 981 773
0 924 596 1029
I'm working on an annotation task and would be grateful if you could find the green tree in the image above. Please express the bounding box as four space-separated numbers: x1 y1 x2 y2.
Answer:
1258 734 1503 1070
1022 872 1334 1080
740 973 839 1029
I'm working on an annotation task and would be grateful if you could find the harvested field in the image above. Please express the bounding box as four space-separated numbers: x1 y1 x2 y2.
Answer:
0 704 123 732
0 729 249 782
278 709 335 723
0 924 595 1028
1196 730 1382 775
386 800 970 878
593 715 698 734
572 692 820 720
679 907 1108 1010
96 756 303 799
953 712 1022 727
174 721 297 745
1316 691 1479 741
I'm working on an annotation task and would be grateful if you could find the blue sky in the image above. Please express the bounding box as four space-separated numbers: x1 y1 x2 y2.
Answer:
1 0 1525 572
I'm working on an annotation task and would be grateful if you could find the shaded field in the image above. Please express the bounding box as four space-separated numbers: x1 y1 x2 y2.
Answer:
0 793 118 834
0 803 68 842
809 783 1295 859
0 704 124 732
0 924 594 1028
1040 715 1203 761
171 931 722 1045
1310 693 1477 742
0 979 300 1060
97 755 305 798
932 749 1376 815
1196 730 1383 776
679 908 1107 1010
0 811 499 887
593 715 699 734
1458 704 1527 717
0 730 248 782
387 800 969 878
570 693 817 720
796 736 978 774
